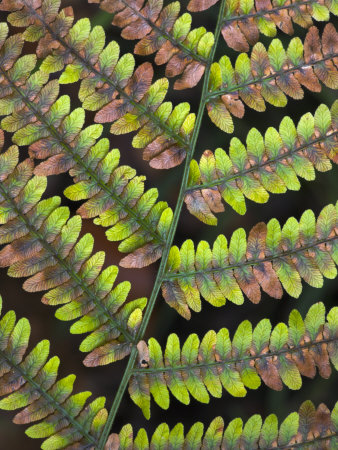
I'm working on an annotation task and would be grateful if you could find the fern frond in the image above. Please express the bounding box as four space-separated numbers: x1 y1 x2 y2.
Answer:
188 0 337 53
206 24 338 133
129 302 337 418
163 203 337 318
0 139 147 366
0 2 195 169
0 294 108 449
88 0 215 90
0 32 172 267
107 400 338 448
186 102 338 224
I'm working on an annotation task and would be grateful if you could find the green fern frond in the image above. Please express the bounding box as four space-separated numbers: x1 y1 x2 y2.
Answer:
0 4 195 169
107 400 338 449
163 203 337 318
129 302 337 418
0 140 146 366
186 102 337 224
206 23 338 133
188 0 337 52
88 0 215 90
0 294 108 449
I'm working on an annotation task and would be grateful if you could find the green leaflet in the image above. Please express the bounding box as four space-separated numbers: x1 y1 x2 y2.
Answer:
163 203 338 318
206 24 338 133
0 140 146 367
0 294 108 450
186 102 338 224
106 400 337 448
129 302 338 417
88 0 214 90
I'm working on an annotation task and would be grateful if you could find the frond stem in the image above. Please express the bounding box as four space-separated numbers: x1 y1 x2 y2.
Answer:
186 131 338 192
164 235 338 280
97 1 228 447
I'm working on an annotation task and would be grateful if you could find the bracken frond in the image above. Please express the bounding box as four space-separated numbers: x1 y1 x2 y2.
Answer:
0 2 196 169
188 0 337 53
129 302 337 418
163 203 337 318
106 400 338 449
206 24 338 133
0 294 109 450
0 136 147 367
185 102 338 224
88 0 215 90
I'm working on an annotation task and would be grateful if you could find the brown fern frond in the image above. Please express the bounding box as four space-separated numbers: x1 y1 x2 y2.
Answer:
88 0 215 90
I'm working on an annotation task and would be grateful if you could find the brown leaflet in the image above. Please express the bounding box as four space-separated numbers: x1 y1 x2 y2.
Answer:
187 0 219 12
155 40 178 65
174 61 206 90
184 190 217 225
149 145 187 170
83 341 133 366
23 265 71 292
294 66 322 93
276 71 304 100
201 188 224 214
291 347 316 379
247 223 283 299
161 280 191 320
104 434 120 450
165 53 192 79
119 243 163 268
306 332 332 379
221 94 245 119
238 17 259 48
221 22 249 53
254 356 283 390
313 403 334 437
34 154 76 176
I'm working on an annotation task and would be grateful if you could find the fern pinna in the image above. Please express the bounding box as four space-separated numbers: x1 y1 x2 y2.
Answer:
0 0 337 448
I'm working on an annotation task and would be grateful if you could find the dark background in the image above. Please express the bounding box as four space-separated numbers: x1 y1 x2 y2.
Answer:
0 1 337 448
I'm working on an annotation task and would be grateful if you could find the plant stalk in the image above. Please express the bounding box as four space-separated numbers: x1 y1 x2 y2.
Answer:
97 0 228 447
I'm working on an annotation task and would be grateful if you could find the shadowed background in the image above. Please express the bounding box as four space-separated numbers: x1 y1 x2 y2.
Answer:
0 1 337 448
